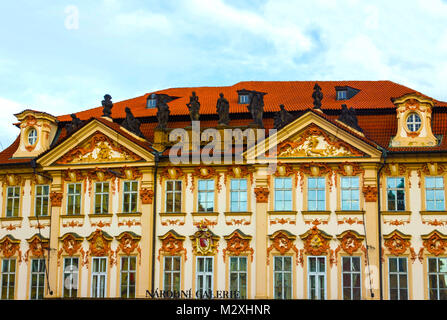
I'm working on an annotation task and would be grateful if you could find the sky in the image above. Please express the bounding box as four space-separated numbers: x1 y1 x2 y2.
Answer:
1 0 447 149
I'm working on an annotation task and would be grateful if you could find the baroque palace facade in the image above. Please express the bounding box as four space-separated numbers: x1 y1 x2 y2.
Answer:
0 81 446 300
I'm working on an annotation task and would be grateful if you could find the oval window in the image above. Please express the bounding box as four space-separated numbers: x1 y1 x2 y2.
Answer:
28 128 37 145
406 113 421 132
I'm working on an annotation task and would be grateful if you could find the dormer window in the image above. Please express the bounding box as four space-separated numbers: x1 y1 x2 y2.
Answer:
239 94 249 104
337 90 347 100
406 113 422 132
147 94 157 109
28 128 37 145
335 86 360 101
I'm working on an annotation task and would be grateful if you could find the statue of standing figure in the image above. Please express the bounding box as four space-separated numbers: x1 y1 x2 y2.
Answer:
216 93 230 126
312 83 323 110
101 94 113 118
187 91 200 122
156 96 170 130
65 113 83 135
122 107 144 137
247 92 266 128
273 104 295 129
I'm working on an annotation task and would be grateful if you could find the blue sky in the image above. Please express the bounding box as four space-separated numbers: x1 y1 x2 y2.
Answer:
1 0 447 149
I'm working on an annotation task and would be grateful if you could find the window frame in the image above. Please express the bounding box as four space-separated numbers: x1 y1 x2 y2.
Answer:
427 257 447 300
120 256 137 298
230 178 248 212
197 179 215 213
91 257 108 298
35 184 50 217
94 182 110 215
1 258 16 300
163 255 181 293
340 176 360 211
196 256 213 298
66 183 82 216
425 176 445 211
28 128 38 145
386 177 406 211
307 177 326 211
341 256 362 300
337 90 347 100
63 257 79 298
307 256 327 300
30 258 46 300
122 180 139 214
388 256 408 300
239 94 249 104
229 256 248 299
406 113 422 132
274 177 293 211
273 255 293 299
5 186 20 217
165 180 182 213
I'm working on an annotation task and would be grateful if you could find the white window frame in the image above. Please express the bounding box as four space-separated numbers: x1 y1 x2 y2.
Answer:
196 256 213 298
386 177 405 211
428 257 447 300
66 183 82 215
122 180 138 213
308 256 327 300
239 94 249 104
308 177 326 211
28 128 37 145
388 256 408 300
274 177 292 211
1 258 16 300
406 113 421 132
342 256 362 300
425 176 445 211
163 256 181 292
230 179 248 212
273 256 292 299
30 258 45 300
94 182 109 214
197 180 214 213
165 180 182 213
91 257 107 298
35 185 50 217
229 256 248 299
341 176 360 211
63 257 79 298
5 186 20 217
337 90 347 100
120 256 137 298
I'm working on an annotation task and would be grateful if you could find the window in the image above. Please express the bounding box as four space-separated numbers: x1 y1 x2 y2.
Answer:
239 94 249 104
428 257 447 300
230 179 247 212
67 183 81 215
164 256 181 292
94 182 109 214
147 94 157 109
406 113 421 132
274 256 292 299
198 180 214 212
341 177 360 211
426 177 445 211
30 258 45 300
308 256 326 300
229 256 247 299
196 256 213 298
120 256 136 298
342 256 361 300
91 257 107 298
166 180 182 213
123 181 138 213
389 257 408 300
308 177 326 211
35 185 49 216
337 90 347 100
63 257 79 298
1 259 16 300
275 178 292 211
387 177 405 211
28 128 37 145
5 186 20 217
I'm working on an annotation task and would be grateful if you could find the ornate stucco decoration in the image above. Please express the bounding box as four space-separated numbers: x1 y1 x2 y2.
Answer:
298 162 333 191
417 163 446 188
140 188 154 205
223 230 254 262
273 124 364 158
362 185 378 202
57 233 83 266
254 187 269 203
336 230 365 256
56 131 142 164
63 169 85 183
24 234 49 262
50 192 63 207
116 232 141 265
190 166 221 192
421 230 447 256
0 174 24 188
158 230 187 261
86 167 116 195
300 226 332 256
0 235 22 262
86 229 113 257
383 230 412 256
159 167 186 185
223 166 254 185
190 224 220 256
267 230 299 265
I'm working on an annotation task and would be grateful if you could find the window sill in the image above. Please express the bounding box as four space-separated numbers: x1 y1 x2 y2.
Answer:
335 210 365 215
159 212 187 217
88 213 113 218
301 211 331 215
381 211 411 216
60 214 85 218
267 211 297 215
117 212 142 217
191 212 219 216
420 211 447 215
29 216 51 221
0 216 23 221
224 211 253 216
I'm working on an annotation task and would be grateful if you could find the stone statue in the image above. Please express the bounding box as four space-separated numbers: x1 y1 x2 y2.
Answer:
186 91 200 121
101 94 113 118
273 104 295 129
338 104 363 132
216 93 230 126
65 113 83 135
247 92 266 128
122 107 144 137
312 83 323 109
156 96 170 130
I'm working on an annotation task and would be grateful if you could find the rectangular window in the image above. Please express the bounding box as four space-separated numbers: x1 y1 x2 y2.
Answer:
308 177 326 211
166 180 182 213
387 177 405 211
5 186 20 217
91 257 107 298
337 90 347 100
198 180 214 212
30 259 45 300
230 179 247 212
274 256 292 299
229 256 247 299
389 257 408 300
1 259 15 300
67 183 82 215
63 257 79 298
94 182 109 214
147 98 157 109
120 256 136 298
239 94 249 104
163 256 181 292
308 256 326 300
342 256 361 300
196 256 213 298
341 177 360 211
275 178 292 211
123 181 138 213
426 177 445 211
428 257 447 300
35 185 49 216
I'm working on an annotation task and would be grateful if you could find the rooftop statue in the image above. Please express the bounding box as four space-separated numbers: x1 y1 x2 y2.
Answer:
65 113 83 135
312 83 323 110
338 104 363 133
247 91 266 128
216 93 230 126
101 94 113 118
273 104 295 129
156 96 170 130
186 91 200 122
122 107 144 137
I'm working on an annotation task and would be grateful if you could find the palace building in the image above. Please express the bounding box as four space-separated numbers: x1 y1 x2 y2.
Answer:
0 81 447 300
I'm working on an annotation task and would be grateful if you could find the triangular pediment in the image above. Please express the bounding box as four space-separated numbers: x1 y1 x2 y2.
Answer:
244 111 382 163
37 119 155 168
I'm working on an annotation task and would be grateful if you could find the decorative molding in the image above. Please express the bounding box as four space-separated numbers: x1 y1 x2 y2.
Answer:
24 234 49 262
86 229 113 258
223 166 254 185
116 232 141 264
300 226 332 256
267 230 299 265
0 235 22 262
223 230 254 262
298 162 333 191
383 230 411 256
57 233 83 266
421 230 447 256
336 230 365 256
190 166 221 193
254 187 269 203
158 230 187 261
362 185 378 202
190 225 219 256
140 188 154 205
159 167 186 185
50 192 63 207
